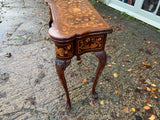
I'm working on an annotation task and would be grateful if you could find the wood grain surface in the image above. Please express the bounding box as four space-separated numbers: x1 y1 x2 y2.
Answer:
46 0 112 41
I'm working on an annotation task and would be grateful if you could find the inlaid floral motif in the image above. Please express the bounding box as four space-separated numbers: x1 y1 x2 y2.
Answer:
55 43 73 59
48 0 108 35
78 35 104 54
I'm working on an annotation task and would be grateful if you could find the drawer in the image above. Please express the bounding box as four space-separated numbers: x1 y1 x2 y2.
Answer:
77 34 105 55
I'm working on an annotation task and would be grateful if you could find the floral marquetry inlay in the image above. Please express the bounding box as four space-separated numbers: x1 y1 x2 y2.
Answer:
55 43 74 59
78 35 104 54
47 0 112 38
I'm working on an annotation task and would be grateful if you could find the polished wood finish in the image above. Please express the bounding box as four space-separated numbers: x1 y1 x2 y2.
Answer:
92 50 107 99
45 0 112 109
55 59 71 109
46 0 112 41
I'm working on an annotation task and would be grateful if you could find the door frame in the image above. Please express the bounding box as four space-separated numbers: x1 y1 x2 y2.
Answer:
104 0 160 29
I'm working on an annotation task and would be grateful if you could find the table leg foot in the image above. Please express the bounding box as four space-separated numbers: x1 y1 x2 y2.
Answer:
92 92 98 99
55 59 71 109
65 102 71 109
92 50 107 98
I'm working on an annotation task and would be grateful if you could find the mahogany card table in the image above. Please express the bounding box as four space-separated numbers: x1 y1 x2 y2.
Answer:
45 0 112 109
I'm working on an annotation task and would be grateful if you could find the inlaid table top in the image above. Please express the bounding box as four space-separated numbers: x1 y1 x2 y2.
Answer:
46 0 112 41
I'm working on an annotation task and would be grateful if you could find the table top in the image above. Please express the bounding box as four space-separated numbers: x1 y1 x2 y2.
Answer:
46 0 112 41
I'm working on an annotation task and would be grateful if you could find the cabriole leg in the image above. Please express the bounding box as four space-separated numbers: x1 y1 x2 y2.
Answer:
92 50 107 99
55 59 71 109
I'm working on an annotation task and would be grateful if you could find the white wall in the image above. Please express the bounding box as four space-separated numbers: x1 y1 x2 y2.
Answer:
104 0 160 29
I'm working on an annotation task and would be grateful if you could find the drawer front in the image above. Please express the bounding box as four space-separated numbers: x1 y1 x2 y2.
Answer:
55 42 74 59
77 35 104 55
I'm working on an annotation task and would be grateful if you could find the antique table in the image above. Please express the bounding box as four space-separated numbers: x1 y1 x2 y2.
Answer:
45 0 113 109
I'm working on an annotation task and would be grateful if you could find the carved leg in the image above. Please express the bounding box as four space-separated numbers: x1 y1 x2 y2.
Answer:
92 50 107 99
55 59 71 109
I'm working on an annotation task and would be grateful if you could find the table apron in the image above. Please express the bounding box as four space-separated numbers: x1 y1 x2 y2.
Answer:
54 34 107 60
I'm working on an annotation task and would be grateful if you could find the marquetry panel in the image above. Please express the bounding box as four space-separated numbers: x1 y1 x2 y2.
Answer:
78 35 104 54
46 0 112 39
55 42 74 59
